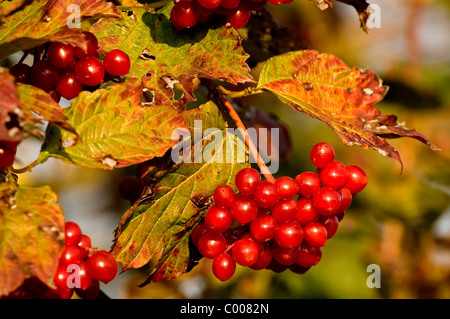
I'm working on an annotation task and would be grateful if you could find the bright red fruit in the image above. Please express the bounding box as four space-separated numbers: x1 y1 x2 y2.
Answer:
271 243 299 266
213 184 235 208
319 161 349 189
295 197 320 225
56 73 83 100
296 242 322 267
171 1 200 29
234 168 261 195
31 60 59 91
274 220 303 249
102 49 131 76
249 214 278 242
271 199 297 223
74 56 104 86
275 176 298 201
204 205 233 233
253 181 280 208
230 194 258 224
295 171 320 197
85 251 118 284
47 42 74 69
345 165 368 194
212 253 236 281
59 245 82 266
231 238 259 266
310 142 335 168
226 4 251 29
303 222 328 247
318 214 339 239
73 31 98 59
313 186 342 215
197 230 227 259
64 221 82 245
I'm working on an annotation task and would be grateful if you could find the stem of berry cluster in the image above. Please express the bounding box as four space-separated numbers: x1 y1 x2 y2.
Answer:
214 90 276 184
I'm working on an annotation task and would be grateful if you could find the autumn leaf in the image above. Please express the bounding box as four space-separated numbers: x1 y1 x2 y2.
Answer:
91 4 253 111
257 50 439 167
0 0 122 60
38 83 186 170
111 101 249 283
0 67 22 142
0 180 65 297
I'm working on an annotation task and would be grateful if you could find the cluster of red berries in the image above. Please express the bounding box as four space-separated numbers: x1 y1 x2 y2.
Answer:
9 31 130 102
53 221 118 299
0 140 19 170
170 0 294 30
191 142 368 281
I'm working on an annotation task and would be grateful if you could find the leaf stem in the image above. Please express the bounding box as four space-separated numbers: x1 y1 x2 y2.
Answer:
215 85 264 99
208 82 275 183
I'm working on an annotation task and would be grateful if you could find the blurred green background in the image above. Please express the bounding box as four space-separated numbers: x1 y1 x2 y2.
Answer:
11 0 450 298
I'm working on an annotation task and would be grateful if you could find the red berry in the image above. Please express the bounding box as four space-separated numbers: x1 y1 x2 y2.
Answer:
59 245 83 266
102 49 131 76
253 181 279 208
303 222 327 247
191 222 208 246
78 234 91 259
319 161 349 189
337 187 352 213
231 238 259 266
76 261 93 290
249 214 278 242
250 244 272 270
31 60 59 91
275 176 298 201
318 214 339 239
47 42 75 69
271 199 297 223
56 73 83 100
85 251 118 284
204 205 233 233
274 220 303 249
230 194 258 224
171 1 200 29
213 184 235 209
295 197 320 225
310 142 335 168
65 221 82 245
296 242 322 267
266 0 284 4
212 253 236 281
9 63 31 84
0 141 19 170
345 165 368 194
313 186 342 215
221 0 240 8
197 0 223 8
73 32 99 59
234 168 261 195
271 243 299 266
197 229 227 259
295 171 321 197
53 265 71 292
74 56 104 86
226 4 251 29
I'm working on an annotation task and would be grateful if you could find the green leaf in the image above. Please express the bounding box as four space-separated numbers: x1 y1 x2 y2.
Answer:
111 101 249 283
39 83 186 169
91 4 254 111
0 181 65 297
0 0 122 60
257 50 439 167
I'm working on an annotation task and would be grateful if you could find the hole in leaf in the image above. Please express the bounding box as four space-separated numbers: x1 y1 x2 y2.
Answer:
173 84 184 101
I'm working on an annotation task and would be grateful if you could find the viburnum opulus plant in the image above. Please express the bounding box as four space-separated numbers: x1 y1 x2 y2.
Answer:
0 0 438 298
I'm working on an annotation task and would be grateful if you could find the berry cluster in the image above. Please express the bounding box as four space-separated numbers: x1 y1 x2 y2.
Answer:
170 0 294 30
9 31 130 102
192 142 368 281
53 221 118 299
0 140 19 170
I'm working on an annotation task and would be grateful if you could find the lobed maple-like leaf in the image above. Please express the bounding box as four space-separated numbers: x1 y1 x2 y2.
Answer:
111 102 249 283
0 0 122 61
0 67 22 142
39 83 186 169
0 180 65 297
91 4 254 111
257 50 439 167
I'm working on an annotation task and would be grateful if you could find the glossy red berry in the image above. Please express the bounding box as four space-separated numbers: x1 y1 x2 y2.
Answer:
226 4 251 29
221 0 240 8
102 49 131 76
9 63 31 84
197 0 223 8
318 214 339 239
230 194 258 224
249 214 278 242
31 60 59 91
47 42 75 69
271 199 297 223
78 234 91 259
213 184 235 208
295 197 320 225
345 165 368 194
171 1 200 29
313 186 342 215
212 253 236 281
85 251 118 284
271 243 299 266
73 32 99 59
275 176 298 201
74 56 104 86
231 238 259 266
310 142 335 168
250 244 272 270
53 265 71 292
56 73 83 100
296 242 322 267
191 222 208 246
59 245 83 266
64 221 82 245
295 171 321 197
234 168 261 195
0 141 19 170
319 161 349 189
337 187 352 213
274 220 303 249
204 205 233 233
197 229 227 259
303 222 328 247
253 181 279 208
76 261 93 290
